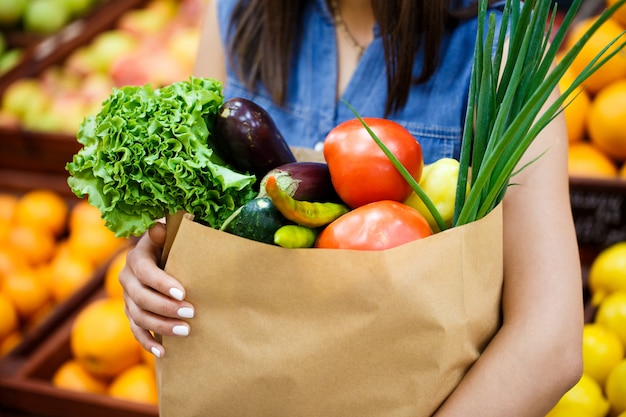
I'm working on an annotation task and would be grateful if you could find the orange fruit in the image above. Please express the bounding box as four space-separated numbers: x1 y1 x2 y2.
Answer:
0 330 22 357
7 224 56 266
559 69 592 143
52 359 109 395
104 247 131 299
2 268 51 320
70 298 142 379
47 252 95 303
0 193 18 222
0 292 18 342
67 227 127 267
565 16 626 94
0 219 11 244
52 238 72 259
620 162 626 179
568 142 618 178
607 0 626 28
14 190 68 237
68 200 105 234
587 79 626 162
108 363 158 405
0 246 29 283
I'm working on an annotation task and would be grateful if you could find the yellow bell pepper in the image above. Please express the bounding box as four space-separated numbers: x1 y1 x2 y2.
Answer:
404 158 460 232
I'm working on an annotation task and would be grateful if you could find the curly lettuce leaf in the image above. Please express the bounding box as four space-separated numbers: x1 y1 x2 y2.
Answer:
66 77 257 238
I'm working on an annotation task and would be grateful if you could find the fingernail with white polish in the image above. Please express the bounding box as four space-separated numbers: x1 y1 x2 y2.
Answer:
173 325 189 336
169 287 184 301
151 347 162 358
177 307 194 319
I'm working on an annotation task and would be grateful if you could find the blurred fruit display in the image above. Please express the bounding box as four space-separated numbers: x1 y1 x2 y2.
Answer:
0 185 148 417
562 0 626 180
0 238 157 417
56 254 160 408
0 0 112 77
0 0 205 136
1 0 107 35
546 242 626 417
0 32 23 76
0 190 129 360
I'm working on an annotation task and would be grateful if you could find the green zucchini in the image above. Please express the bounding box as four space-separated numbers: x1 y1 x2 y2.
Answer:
220 197 291 244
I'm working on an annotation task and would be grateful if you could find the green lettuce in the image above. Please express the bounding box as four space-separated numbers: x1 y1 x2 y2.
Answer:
66 77 257 238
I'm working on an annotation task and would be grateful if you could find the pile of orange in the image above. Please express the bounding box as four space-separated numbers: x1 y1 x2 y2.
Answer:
560 0 626 180
0 189 129 357
51 259 157 407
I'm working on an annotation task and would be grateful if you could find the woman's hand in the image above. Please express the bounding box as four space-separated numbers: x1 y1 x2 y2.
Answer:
119 222 195 358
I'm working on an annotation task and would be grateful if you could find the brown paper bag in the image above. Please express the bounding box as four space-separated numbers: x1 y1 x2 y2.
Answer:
156 200 503 417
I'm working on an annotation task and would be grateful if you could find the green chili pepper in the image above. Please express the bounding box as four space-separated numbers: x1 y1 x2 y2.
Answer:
274 225 319 248
264 175 349 228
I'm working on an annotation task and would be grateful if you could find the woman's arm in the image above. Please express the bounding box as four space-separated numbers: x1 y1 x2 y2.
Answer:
119 0 228 358
432 89 584 416
193 0 226 80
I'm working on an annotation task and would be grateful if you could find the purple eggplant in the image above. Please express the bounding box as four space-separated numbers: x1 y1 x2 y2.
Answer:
212 97 296 180
258 161 341 203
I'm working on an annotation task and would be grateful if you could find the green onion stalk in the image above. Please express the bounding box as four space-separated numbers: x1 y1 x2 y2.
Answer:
348 0 626 231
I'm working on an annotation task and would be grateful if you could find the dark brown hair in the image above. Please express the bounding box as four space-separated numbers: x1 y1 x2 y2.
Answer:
227 0 496 116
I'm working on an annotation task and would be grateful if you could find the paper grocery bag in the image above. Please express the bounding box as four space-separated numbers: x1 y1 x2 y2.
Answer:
156 202 503 417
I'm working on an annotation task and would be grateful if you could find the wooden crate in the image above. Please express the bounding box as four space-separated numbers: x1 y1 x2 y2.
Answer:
0 129 81 177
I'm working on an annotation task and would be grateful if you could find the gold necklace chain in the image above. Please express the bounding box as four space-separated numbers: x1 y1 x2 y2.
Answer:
329 0 365 59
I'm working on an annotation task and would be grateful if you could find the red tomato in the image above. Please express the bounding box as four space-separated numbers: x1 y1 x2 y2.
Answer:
315 200 433 251
323 118 423 208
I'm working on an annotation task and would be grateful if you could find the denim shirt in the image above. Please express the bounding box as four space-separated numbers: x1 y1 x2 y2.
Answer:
217 0 505 164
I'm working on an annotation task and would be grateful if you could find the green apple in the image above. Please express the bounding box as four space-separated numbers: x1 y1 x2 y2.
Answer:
24 0 71 34
1 79 44 119
0 48 22 75
89 30 139 74
60 0 94 18
0 0 28 27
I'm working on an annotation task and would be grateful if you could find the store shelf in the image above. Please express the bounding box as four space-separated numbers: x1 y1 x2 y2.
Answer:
0 128 79 177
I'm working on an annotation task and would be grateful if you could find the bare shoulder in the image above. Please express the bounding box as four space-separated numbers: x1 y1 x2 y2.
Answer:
193 0 226 82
